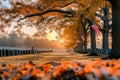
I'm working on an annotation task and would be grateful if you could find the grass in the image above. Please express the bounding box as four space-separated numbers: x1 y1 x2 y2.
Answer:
0 52 100 64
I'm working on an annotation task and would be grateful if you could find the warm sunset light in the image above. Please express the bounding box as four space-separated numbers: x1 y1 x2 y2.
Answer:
46 30 65 44
21 26 38 36
46 30 58 41
58 39 65 43
2 0 120 80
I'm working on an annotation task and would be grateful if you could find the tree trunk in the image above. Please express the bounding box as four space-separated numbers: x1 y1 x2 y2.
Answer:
73 43 84 52
82 26 87 53
110 1 120 58
83 34 87 53
90 27 97 55
102 29 109 54
80 18 87 53
102 7 110 54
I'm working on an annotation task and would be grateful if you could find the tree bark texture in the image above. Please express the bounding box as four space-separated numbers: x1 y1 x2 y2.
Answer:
110 0 120 58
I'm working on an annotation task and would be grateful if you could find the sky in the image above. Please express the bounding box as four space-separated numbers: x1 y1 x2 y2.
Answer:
0 0 12 9
20 25 38 36
0 0 59 40
0 0 65 49
46 30 58 41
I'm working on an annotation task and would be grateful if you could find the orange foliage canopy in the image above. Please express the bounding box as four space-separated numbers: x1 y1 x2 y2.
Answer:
0 0 111 48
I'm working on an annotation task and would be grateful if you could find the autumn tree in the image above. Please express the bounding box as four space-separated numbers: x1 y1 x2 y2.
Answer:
80 18 88 53
17 0 103 47
74 16 89 53
107 0 120 58
95 1 112 54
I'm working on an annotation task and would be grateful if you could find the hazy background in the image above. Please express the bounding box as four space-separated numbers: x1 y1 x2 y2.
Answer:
0 32 64 49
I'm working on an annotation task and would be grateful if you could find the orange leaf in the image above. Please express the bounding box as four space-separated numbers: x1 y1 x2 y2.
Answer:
21 70 28 76
3 71 10 77
43 64 51 73
52 66 61 77
83 64 92 73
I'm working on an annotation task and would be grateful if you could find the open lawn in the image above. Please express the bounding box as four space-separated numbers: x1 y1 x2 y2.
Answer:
0 52 100 64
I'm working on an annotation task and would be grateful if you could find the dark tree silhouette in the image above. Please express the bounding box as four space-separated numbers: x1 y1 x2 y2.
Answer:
108 0 120 58
87 20 97 55
79 16 90 53
95 5 112 54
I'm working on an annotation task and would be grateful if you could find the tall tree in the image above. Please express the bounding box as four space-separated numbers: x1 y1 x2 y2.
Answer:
80 17 89 53
95 1 112 54
108 0 120 58
87 19 98 55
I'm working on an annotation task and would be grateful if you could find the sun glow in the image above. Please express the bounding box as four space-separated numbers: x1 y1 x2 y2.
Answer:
46 30 58 41
21 25 38 36
46 30 66 45
58 39 64 43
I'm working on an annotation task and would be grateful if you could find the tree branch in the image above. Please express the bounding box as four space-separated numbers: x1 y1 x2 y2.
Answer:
95 13 105 20
18 9 75 22
59 1 76 8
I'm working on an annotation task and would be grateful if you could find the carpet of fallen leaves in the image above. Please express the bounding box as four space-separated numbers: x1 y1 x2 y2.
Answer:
0 52 120 80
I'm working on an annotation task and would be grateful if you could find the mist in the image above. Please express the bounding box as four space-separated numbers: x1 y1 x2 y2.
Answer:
0 32 63 49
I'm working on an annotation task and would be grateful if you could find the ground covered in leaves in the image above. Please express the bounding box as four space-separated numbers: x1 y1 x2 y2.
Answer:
0 52 120 80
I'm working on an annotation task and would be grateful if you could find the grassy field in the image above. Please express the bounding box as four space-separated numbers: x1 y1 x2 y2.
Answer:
0 52 101 64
